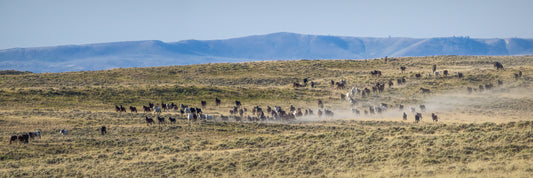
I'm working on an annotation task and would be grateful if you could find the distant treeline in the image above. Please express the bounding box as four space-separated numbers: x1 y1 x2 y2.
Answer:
0 70 33 75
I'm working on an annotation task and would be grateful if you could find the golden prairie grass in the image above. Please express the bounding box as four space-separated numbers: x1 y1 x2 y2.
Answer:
1 55 532 177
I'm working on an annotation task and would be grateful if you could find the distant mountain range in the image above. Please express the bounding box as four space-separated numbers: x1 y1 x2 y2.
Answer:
1 32 533 73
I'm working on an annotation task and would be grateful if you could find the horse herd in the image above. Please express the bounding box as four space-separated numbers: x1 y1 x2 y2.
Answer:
9 130 40 144
137 100 329 125
118 60 517 126
9 127 109 144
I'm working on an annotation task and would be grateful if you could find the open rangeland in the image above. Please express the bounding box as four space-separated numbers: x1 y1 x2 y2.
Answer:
1 56 532 177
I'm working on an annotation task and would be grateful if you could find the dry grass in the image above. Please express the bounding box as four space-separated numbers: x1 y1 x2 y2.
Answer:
1 55 533 177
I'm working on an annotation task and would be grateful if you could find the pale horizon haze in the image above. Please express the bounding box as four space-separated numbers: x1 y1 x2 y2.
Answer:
1 0 532 50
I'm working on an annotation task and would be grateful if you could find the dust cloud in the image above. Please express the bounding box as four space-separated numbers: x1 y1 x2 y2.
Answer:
292 86 533 124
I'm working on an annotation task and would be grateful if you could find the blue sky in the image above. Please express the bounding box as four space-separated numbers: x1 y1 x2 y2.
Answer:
1 0 532 49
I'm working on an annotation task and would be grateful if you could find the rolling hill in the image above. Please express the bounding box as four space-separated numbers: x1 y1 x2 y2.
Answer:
1 56 532 177
1 32 533 73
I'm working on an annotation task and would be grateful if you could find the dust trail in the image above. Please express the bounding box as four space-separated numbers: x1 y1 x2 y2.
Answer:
412 86 533 123
289 86 533 124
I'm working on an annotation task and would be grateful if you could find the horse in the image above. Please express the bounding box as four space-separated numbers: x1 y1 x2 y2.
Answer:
201 101 207 108
154 106 162 114
420 105 426 112
351 87 361 95
143 105 151 112
415 113 422 123
220 115 229 121
415 73 421 79
215 98 221 106
187 114 197 121
324 109 334 117
457 72 464 78
335 82 345 89
400 66 406 73
28 132 37 140
9 135 18 144
235 101 242 107
431 113 438 122
33 130 41 139
157 116 165 125
168 117 176 124
293 82 302 88
370 70 382 77
60 129 68 136
196 108 202 114
352 108 360 115
145 116 154 126
18 134 29 143
420 88 431 94
129 106 137 113
100 126 107 135
493 62 504 70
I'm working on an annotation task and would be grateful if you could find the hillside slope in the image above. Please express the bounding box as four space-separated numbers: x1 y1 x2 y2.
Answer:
0 56 532 177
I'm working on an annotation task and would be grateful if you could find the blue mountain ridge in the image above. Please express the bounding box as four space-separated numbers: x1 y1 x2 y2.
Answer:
1 32 532 73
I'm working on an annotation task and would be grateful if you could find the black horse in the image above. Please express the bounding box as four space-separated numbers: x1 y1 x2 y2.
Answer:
100 126 107 135
493 62 504 70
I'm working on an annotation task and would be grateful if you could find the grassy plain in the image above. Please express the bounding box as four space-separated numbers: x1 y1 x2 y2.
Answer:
1 55 532 177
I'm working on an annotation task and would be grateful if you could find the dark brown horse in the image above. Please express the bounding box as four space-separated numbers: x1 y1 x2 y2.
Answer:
335 82 345 89
431 113 438 122
145 116 154 126
370 70 382 77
